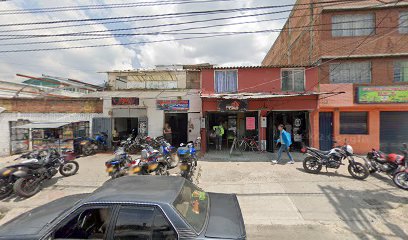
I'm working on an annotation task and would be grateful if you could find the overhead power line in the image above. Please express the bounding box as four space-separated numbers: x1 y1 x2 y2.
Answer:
0 0 368 27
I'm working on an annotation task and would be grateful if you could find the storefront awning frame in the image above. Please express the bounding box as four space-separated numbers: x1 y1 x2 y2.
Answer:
200 91 344 100
12 122 71 129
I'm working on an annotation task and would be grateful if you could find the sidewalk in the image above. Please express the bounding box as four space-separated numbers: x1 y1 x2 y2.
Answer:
201 150 305 162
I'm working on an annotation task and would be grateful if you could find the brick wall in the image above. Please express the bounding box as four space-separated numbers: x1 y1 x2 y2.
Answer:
0 98 103 113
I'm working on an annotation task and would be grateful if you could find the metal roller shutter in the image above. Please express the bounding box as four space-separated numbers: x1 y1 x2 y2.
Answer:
380 112 408 153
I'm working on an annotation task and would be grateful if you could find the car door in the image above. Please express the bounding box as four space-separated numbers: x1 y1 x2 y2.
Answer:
108 205 178 240
47 204 117 240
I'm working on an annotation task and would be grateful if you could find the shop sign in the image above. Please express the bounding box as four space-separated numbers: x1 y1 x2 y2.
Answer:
246 117 256 130
357 86 408 103
218 99 248 111
112 97 139 106
156 100 189 111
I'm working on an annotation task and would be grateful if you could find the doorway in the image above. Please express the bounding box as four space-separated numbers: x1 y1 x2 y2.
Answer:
267 111 309 152
164 113 188 147
114 118 138 140
319 112 333 150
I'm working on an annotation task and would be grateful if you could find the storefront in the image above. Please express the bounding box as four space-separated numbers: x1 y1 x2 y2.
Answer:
317 84 408 154
201 93 320 153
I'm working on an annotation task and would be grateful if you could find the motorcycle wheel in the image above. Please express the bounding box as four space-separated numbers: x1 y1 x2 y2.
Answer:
0 182 13 199
393 172 408 190
13 177 41 198
157 164 169 176
59 161 79 177
83 146 94 156
348 162 370 180
303 156 322 174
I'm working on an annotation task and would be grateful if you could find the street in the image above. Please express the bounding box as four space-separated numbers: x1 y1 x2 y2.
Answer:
0 153 407 239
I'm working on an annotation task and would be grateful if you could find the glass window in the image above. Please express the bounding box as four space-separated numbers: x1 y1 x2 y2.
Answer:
54 207 112 239
215 70 238 93
282 69 305 92
332 14 375 37
340 112 368 134
399 12 408 33
173 180 208 233
394 61 408 82
113 206 177 240
330 62 371 83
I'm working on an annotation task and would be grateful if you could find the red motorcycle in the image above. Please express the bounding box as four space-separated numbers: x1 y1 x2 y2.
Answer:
366 143 408 190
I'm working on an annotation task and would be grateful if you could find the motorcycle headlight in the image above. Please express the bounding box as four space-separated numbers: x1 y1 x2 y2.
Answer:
80 142 87 145
2 169 12 176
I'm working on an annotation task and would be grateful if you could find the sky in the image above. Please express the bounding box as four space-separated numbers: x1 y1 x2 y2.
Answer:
0 0 295 85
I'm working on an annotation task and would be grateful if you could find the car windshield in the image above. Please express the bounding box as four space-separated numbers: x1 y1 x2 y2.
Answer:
172 180 209 233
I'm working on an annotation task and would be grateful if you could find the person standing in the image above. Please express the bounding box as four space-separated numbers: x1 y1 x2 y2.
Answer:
213 122 224 150
272 124 294 164
163 123 172 145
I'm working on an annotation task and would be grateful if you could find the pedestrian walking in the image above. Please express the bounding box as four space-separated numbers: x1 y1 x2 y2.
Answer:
271 124 295 164
213 122 224 150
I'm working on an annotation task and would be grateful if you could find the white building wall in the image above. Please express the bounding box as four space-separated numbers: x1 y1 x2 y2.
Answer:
0 112 104 156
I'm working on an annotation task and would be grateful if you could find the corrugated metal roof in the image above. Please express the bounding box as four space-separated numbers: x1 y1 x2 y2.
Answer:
13 122 71 129
199 65 310 70
201 91 343 99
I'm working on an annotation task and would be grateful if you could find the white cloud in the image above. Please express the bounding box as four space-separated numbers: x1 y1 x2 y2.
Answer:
0 0 292 84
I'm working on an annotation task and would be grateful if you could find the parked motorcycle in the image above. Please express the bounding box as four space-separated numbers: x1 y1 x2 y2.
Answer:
158 138 179 168
302 144 370 180
80 132 109 156
129 144 169 176
105 147 134 179
178 138 199 180
367 144 408 190
12 149 79 198
0 150 47 199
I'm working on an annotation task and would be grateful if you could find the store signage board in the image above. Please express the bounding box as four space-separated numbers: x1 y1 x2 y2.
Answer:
246 117 256 130
112 97 139 106
156 100 189 111
218 99 248 111
357 86 408 103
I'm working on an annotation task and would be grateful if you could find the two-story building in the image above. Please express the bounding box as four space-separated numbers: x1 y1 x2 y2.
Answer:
199 65 336 153
263 0 408 153
84 64 204 147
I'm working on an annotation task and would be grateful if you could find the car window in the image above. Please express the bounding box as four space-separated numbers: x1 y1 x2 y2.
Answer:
172 180 208 233
53 207 112 240
113 206 177 240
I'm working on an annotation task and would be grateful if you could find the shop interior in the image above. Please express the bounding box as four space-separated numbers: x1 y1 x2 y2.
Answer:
164 113 188 147
267 111 309 152
113 118 138 140
207 111 258 151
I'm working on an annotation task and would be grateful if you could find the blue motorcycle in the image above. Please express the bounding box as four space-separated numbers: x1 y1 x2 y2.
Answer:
177 138 200 180
77 132 108 156
105 147 133 179
158 138 178 169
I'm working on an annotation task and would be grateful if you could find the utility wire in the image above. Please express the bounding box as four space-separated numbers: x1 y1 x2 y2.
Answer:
0 0 369 27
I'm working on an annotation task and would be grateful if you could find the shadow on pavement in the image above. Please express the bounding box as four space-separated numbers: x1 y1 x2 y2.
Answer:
296 167 357 180
319 185 408 239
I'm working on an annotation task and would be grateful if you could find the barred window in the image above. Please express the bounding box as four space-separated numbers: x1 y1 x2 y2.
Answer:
332 14 375 37
394 61 408 82
281 69 305 92
329 62 371 84
340 112 368 134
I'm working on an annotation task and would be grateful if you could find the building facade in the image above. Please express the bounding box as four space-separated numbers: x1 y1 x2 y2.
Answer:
0 98 103 156
263 0 408 153
200 66 324 153
84 65 203 147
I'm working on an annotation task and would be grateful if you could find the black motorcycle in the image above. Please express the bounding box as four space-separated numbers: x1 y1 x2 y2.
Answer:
12 149 79 198
302 144 370 180
0 150 47 199
129 144 169 176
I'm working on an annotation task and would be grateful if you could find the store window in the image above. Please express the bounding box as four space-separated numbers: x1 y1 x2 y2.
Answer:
399 11 408 34
394 61 408 82
332 14 374 37
340 112 368 134
215 70 238 93
281 69 305 92
330 62 371 84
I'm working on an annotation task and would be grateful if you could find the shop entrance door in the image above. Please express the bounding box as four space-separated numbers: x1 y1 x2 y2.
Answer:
319 112 333 151
267 111 309 152
165 113 188 147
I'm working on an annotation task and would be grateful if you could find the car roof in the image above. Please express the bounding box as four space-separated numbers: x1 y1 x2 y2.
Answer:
82 175 186 204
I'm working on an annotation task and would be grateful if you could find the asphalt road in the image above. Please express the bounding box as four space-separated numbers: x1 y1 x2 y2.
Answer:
0 153 407 239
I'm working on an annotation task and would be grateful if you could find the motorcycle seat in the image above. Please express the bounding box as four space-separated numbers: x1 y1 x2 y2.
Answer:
308 147 330 155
